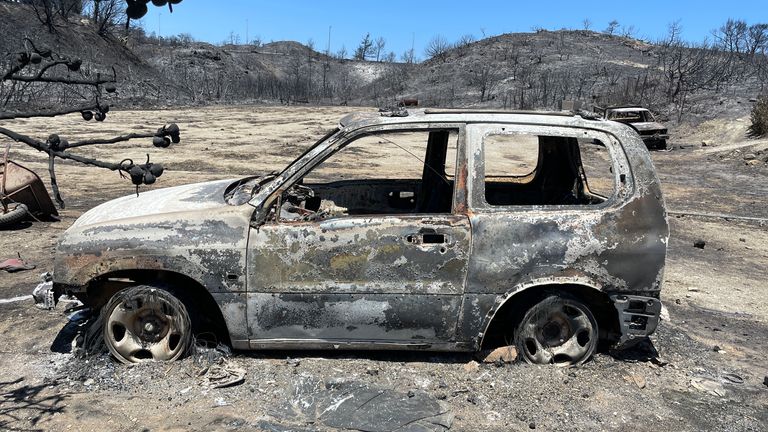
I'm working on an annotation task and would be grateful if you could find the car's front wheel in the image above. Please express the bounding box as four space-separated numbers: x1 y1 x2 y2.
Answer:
102 286 192 364
514 295 598 366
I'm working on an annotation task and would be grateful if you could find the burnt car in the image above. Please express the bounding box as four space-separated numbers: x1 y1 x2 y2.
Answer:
604 106 668 150
48 109 668 366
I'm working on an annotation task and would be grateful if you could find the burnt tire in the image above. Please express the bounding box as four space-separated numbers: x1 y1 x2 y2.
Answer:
514 295 598 367
102 286 192 364
0 203 28 228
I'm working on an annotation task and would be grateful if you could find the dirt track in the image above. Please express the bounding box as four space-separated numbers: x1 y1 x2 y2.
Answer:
1 106 767 431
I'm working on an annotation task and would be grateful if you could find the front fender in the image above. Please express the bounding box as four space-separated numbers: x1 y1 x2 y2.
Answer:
54 251 244 294
54 211 251 294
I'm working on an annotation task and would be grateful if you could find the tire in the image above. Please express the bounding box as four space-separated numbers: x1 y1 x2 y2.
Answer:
0 203 28 228
102 285 192 364
514 295 598 367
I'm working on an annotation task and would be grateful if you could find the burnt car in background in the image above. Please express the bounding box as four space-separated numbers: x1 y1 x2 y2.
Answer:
603 106 669 150
47 109 668 366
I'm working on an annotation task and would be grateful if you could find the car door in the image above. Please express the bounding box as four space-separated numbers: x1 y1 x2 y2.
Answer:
245 126 471 348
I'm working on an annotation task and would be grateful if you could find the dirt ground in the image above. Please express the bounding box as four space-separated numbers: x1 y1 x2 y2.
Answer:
1 106 767 431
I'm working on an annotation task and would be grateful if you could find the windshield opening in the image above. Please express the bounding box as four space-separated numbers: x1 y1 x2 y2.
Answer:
276 128 341 179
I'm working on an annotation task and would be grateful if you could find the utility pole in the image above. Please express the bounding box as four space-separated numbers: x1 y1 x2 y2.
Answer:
246 19 249 44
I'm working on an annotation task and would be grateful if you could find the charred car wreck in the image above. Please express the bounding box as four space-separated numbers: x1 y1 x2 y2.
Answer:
46 109 668 366
603 106 669 150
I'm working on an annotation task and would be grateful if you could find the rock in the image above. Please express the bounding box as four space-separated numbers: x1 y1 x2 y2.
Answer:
744 153 757 160
694 239 706 249
712 345 721 351
529 421 536 429
763 376 768 387
463 361 480 372
701 141 708 147
746 159 761 167
480 345 518 364
690 378 727 397
660 304 670 321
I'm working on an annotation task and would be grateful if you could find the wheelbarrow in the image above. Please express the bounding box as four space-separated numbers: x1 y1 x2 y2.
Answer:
1 144 58 226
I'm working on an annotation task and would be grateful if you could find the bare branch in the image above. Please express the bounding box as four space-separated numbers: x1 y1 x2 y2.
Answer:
0 102 101 120
67 132 157 148
0 126 121 171
48 154 64 208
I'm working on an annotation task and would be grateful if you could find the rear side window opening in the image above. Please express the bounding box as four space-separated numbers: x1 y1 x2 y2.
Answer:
483 133 616 207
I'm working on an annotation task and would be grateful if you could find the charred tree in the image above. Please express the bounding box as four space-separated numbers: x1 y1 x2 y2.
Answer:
1 10 182 209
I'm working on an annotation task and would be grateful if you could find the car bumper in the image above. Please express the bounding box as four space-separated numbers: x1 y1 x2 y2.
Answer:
640 134 669 142
610 294 662 348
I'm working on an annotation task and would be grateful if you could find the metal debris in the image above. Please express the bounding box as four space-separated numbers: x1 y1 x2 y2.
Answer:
199 358 246 389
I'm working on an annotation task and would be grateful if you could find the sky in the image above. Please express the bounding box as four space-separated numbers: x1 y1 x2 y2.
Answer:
141 1 768 59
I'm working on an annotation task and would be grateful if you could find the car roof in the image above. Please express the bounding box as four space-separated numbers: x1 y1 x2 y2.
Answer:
339 108 613 131
607 107 650 113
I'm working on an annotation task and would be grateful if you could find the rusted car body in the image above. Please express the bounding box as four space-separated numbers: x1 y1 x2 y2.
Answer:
50 109 668 365
604 106 668 150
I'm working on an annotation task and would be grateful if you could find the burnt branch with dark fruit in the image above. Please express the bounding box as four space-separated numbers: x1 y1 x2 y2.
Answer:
1 38 182 209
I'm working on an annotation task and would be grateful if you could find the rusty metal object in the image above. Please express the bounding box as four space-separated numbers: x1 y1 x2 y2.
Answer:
50 109 668 364
0 159 58 218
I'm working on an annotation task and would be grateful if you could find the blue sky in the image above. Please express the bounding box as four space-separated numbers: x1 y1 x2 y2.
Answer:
141 1 767 59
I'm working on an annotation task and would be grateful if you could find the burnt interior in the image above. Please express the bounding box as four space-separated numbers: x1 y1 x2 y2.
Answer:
276 131 612 221
485 136 610 206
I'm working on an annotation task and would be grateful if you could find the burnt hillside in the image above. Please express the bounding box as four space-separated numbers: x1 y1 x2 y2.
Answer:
1 2 765 123
376 30 765 123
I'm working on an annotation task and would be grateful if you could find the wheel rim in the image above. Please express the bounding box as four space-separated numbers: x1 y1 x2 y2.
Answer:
518 298 597 366
104 290 188 363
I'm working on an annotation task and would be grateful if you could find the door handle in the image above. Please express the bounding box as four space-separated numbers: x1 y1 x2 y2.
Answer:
405 229 447 245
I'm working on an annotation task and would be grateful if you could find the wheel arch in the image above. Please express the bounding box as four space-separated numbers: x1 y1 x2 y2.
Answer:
479 279 620 350
83 268 232 347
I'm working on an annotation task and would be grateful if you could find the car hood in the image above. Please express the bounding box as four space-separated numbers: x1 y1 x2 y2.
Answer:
629 122 666 133
71 179 235 228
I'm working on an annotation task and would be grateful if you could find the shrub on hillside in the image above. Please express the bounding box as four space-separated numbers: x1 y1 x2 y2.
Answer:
748 95 768 138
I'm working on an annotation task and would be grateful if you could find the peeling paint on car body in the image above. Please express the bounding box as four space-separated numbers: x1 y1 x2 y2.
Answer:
51 109 668 355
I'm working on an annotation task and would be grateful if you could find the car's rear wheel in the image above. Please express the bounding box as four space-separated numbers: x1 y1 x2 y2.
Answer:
103 286 192 364
514 295 598 366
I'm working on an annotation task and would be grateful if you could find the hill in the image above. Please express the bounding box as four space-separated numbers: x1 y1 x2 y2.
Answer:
1 2 765 124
